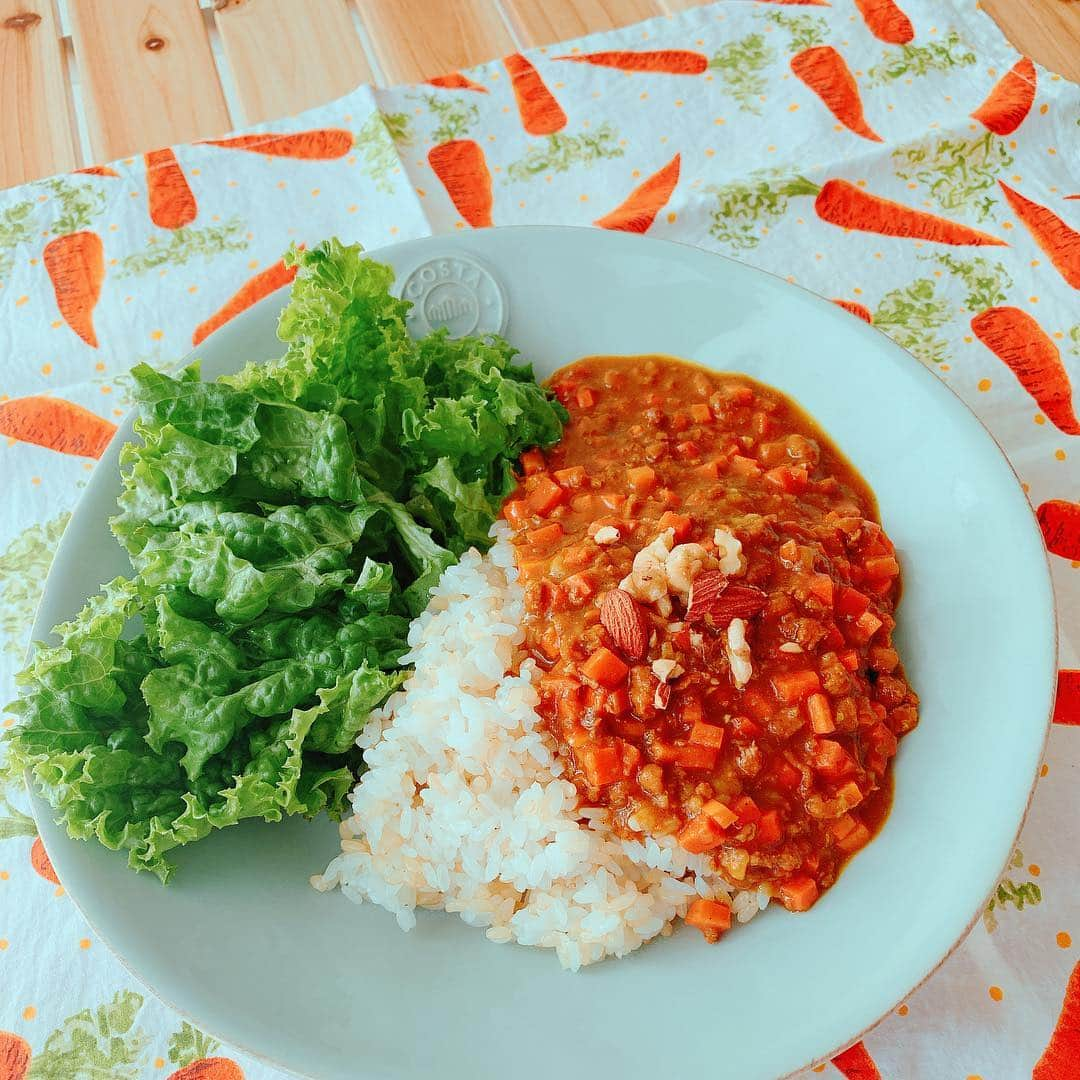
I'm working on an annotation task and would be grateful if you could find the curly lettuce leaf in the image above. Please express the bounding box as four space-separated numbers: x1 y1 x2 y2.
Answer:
6 239 566 881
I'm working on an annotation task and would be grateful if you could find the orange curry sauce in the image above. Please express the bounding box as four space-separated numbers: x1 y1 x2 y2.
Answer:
503 356 919 937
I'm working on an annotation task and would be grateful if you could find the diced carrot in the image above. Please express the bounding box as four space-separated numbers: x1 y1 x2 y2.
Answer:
864 555 900 579
520 448 546 475
627 465 657 494
702 799 739 828
590 686 630 717
764 464 809 494
680 696 703 725
807 692 835 734
849 610 883 644
729 454 761 477
618 738 642 775
676 440 700 458
553 465 587 488
685 897 732 933
773 759 801 791
830 813 857 841
601 491 626 510
528 522 563 547
778 538 799 565
526 476 566 516
839 649 860 671
690 402 713 423
539 625 561 661
823 624 846 651
698 459 723 479
658 511 693 541
579 744 624 787
581 646 629 689
771 669 822 704
836 586 870 618
755 809 782 846
677 813 727 854
835 820 872 853
675 744 719 770
838 780 864 808
576 386 596 409
656 487 682 509
614 718 647 739
502 499 531 528
559 542 595 571
724 384 755 406
539 674 582 700
807 574 834 606
730 714 763 740
689 721 726 750
558 691 583 725
779 874 819 912
811 739 855 781
733 794 762 825
564 572 595 604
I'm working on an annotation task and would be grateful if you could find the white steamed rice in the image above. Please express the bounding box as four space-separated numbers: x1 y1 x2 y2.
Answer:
313 524 765 970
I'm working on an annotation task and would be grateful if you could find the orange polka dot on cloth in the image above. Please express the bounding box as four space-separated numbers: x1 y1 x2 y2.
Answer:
1058 932 1072 949
989 985 1004 1002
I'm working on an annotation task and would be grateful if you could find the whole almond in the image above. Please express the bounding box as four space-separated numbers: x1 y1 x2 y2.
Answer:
685 570 728 623
706 584 768 625
600 588 649 660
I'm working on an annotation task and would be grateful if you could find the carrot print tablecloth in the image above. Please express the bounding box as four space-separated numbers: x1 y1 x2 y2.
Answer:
1 2 1078 1076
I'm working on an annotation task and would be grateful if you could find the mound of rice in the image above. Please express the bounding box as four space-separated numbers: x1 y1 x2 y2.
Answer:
314 525 765 969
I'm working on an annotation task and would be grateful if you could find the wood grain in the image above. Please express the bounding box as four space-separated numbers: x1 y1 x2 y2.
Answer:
980 0 1080 83
351 0 513 84
0 0 79 185
214 0 372 124
67 0 230 161
501 0 661 46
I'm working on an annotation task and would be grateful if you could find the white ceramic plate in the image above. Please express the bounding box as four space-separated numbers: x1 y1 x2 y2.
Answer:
30 227 1056 1080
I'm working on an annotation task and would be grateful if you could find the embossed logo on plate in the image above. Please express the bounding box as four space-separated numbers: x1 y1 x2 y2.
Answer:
400 255 507 339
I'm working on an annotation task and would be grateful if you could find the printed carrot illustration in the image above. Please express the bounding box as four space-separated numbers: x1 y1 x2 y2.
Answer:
0 395 118 458
755 0 830 5
552 50 709 75
0 1032 31 1080
505 53 567 136
791 46 881 141
1053 670 1080 725
998 182 1080 290
201 129 354 159
831 1041 881 1080
192 258 298 346
74 165 119 178
832 298 874 322
814 179 1006 245
594 154 681 233
428 139 494 228
1038 500 1080 561
971 57 1037 135
853 0 913 43
971 307 1079 434
145 148 197 231
31 835 59 884
42 230 105 348
167 1057 244 1080
1035 960 1080 1077
427 72 488 92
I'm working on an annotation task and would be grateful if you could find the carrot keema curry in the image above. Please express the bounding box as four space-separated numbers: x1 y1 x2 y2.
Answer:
504 355 919 938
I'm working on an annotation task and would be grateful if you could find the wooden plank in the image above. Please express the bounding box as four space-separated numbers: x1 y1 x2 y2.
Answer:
980 0 1080 83
214 0 372 125
352 0 514 84
501 0 661 47
0 0 79 185
67 0 231 162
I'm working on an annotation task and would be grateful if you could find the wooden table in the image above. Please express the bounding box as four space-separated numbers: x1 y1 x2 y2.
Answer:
2 0 1078 189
